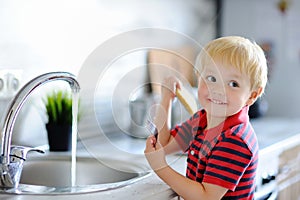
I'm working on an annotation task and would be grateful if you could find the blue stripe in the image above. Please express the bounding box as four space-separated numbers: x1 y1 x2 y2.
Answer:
214 146 252 160
247 128 254 144
244 167 257 175
207 163 241 176
234 182 254 191
191 143 201 151
210 155 249 168
205 171 236 184
239 176 256 182
194 136 204 145
197 167 205 175
222 137 248 148
187 166 196 177
232 123 244 136
187 157 198 168
221 189 254 200
177 124 192 147
240 124 250 139
193 111 200 118
193 126 204 132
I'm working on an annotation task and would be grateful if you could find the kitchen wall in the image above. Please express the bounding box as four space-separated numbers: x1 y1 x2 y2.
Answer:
0 0 215 80
222 0 300 118
0 0 216 146
2 0 299 147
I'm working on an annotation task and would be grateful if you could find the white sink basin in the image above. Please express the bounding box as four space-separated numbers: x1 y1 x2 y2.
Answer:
2 154 150 195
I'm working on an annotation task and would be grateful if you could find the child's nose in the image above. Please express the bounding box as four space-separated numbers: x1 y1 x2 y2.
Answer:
209 83 226 96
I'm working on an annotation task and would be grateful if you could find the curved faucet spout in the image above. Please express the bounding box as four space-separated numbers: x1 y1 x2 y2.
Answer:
0 71 80 188
0 72 80 165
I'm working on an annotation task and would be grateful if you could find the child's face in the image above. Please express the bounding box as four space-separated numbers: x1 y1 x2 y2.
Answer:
197 59 255 119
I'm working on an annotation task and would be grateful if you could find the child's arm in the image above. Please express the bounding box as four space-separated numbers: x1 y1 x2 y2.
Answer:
153 76 182 153
156 165 228 200
145 137 228 200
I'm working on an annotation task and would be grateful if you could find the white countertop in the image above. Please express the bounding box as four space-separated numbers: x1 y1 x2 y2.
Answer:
251 117 300 149
1 117 300 199
0 132 185 200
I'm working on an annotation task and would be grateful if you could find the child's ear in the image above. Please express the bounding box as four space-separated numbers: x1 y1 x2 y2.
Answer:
246 87 263 106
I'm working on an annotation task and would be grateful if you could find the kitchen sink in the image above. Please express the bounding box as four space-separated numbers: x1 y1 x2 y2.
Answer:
1 154 150 195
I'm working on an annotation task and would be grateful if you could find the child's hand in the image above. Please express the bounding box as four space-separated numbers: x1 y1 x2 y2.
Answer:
144 134 157 152
144 135 168 171
161 76 182 101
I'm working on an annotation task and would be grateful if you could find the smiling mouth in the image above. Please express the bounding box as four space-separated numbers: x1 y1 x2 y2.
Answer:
209 98 227 105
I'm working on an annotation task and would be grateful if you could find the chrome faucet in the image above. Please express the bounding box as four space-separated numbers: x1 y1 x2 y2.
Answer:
0 72 80 188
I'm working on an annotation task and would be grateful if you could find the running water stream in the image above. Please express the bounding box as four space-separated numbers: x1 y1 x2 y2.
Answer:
71 91 80 187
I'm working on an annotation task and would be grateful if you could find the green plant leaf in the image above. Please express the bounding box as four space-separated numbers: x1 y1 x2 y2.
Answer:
44 90 79 125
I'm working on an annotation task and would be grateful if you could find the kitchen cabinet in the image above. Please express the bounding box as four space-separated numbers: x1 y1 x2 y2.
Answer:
277 141 300 199
252 117 300 200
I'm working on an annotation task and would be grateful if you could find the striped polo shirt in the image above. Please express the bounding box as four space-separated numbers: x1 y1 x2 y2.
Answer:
171 106 258 200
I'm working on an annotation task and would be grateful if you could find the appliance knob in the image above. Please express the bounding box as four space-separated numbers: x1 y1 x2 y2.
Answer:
262 173 276 185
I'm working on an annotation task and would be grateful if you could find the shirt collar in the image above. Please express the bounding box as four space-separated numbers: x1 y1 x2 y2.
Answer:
199 106 249 139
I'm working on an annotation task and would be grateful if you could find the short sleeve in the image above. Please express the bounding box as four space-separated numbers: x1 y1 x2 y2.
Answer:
171 111 203 152
202 133 253 191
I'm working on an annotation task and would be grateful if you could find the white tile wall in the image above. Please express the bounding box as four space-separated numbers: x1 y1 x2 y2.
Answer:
0 0 216 146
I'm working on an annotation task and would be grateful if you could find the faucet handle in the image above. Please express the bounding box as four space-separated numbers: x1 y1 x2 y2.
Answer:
9 145 45 162
0 146 45 189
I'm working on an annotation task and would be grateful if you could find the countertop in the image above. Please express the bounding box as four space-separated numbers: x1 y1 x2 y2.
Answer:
1 117 300 199
0 130 185 200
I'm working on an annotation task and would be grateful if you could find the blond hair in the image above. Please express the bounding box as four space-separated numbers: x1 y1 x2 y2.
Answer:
196 36 268 95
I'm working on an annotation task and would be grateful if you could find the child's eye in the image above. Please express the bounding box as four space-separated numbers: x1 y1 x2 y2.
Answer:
229 81 239 88
206 75 216 82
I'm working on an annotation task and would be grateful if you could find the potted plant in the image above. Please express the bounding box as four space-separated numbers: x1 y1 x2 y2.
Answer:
44 90 79 151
